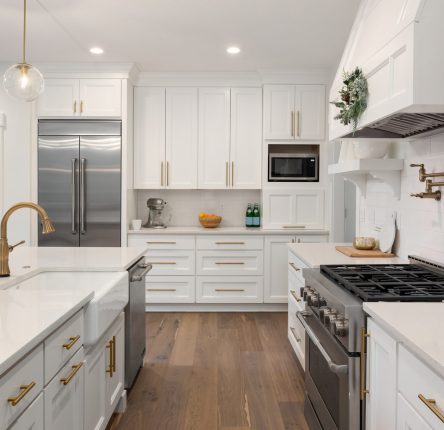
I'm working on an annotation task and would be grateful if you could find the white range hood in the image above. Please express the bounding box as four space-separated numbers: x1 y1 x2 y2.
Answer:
329 0 444 141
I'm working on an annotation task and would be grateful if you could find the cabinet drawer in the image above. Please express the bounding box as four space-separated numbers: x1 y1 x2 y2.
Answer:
196 276 263 303
44 310 84 385
0 345 43 430
196 250 263 276
144 250 195 275
397 393 433 430
8 393 44 430
196 236 263 251
128 235 195 250
288 250 307 283
288 298 305 369
398 345 444 428
146 277 195 303
44 347 84 430
288 272 305 312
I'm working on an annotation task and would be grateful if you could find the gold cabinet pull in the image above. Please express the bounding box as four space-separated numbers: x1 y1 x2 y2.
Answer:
80 100 83 114
283 225 306 229
60 362 83 386
147 288 177 292
231 161 234 187
106 336 115 377
112 335 116 372
215 241 245 245
63 335 81 350
289 262 301 272
215 288 245 292
166 161 169 187
8 382 36 406
160 162 164 187
418 394 444 423
73 101 77 114
215 262 245 265
290 327 302 342
146 241 176 245
226 161 229 187
291 111 295 137
296 110 300 137
290 289 302 302
360 328 370 400
147 261 177 265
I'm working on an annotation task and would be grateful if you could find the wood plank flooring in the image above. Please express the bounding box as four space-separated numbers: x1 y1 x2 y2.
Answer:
107 312 309 430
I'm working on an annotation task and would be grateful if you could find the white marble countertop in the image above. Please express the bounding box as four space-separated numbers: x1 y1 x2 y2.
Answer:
364 302 444 379
128 226 330 236
287 242 407 268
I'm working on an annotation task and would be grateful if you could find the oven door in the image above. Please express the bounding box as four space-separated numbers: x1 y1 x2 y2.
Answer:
297 311 360 430
268 153 318 182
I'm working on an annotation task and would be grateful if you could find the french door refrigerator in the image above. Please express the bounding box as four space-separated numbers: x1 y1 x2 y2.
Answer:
38 120 121 247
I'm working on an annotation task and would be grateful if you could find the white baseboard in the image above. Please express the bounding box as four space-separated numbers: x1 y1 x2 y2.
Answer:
145 303 287 312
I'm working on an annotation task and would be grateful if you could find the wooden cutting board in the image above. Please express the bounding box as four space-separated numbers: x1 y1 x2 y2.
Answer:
336 246 395 258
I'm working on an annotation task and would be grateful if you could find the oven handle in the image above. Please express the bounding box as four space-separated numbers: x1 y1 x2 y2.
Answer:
296 311 349 375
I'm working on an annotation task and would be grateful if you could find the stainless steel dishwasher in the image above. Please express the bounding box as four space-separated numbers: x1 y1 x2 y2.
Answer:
125 258 151 388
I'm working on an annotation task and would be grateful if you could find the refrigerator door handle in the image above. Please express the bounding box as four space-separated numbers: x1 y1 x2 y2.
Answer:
80 158 86 235
71 158 77 234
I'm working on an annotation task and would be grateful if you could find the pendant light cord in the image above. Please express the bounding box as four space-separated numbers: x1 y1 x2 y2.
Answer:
22 0 27 64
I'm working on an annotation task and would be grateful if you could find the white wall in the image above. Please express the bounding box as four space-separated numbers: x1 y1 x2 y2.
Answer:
136 189 260 227
0 64 33 244
357 133 444 262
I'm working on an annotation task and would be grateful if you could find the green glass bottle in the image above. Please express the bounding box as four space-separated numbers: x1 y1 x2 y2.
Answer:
252 203 261 227
245 203 253 227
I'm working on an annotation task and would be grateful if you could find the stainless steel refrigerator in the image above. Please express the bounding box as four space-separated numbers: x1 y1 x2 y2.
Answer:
38 120 121 247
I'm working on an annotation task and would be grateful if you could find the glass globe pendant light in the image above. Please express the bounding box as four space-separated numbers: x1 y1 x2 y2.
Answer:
3 0 44 101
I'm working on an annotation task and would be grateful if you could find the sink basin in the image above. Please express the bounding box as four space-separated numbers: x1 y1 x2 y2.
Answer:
5 271 129 346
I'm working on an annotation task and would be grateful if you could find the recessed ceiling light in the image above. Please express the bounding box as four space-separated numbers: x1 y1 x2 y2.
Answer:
89 47 104 55
226 46 241 54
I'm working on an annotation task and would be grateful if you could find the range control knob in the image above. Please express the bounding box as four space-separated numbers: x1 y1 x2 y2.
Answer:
318 297 327 307
310 293 320 307
331 318 349 337
319 306 331 320
322 309 338 325
302 287 313 301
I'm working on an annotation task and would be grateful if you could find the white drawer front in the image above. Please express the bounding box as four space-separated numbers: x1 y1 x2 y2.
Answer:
128 235 195 250
196 251 263 276
0 344 44 430
288 314 305 368
398 345 444 428
288 250 308 283
8 393 44 430
44 310 84 385
196 236 263 250
196 276 263 303
146 277 195 303
144 250 195 275
288 272 305 312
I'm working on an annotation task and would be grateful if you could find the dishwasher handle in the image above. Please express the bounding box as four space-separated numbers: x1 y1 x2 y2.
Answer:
131 263 152 282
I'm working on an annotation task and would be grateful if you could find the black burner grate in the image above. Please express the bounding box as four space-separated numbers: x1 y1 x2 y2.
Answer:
320 264 444 302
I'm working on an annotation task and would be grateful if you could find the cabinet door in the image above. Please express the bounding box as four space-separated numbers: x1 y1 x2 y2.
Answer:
230 88 262 189
133 87 166 189
293 190 325 229
79 79 122 117
37 79 79 117
166 88 198 189
264 236 294 303
198 87 231 189
397 393 433 430
9 393 43 430
105 313 125 419
263 85 295 140
84 344 107 430
44 348 84 430
295 85 325 140
365 318 397 430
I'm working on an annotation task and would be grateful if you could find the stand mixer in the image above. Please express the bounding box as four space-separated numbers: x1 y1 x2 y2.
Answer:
143 198 168 228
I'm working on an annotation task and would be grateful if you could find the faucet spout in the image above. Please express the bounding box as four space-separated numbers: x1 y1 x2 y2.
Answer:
0 202 55 277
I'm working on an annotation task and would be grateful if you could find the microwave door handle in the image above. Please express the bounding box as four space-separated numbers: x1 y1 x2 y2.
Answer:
296 311 349 375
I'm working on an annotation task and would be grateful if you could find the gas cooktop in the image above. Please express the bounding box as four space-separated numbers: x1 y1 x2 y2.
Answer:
320 263 444 302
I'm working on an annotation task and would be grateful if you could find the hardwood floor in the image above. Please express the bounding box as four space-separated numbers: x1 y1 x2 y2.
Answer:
107 312 309 430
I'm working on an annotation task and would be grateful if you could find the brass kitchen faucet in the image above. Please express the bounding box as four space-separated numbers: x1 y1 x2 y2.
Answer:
0 202 55 277
410 164 444 201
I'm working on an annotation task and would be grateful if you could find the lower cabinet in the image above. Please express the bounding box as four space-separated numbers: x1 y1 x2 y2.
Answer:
146 276 195 303
196 276 263 303
84 312 125 430
8 394 44 430
397 393 432 430
44 348 85 430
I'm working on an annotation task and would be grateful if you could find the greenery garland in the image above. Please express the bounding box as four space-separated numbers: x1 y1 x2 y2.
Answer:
331 67 368 133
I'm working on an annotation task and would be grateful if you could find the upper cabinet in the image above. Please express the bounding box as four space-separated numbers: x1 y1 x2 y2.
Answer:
37 78 122 118
263 84 325 141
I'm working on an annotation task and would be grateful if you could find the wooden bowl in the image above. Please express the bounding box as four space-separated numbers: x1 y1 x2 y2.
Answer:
199 215 222 228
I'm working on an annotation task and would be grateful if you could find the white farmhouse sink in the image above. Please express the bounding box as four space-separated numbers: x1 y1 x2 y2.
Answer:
5 271 129 346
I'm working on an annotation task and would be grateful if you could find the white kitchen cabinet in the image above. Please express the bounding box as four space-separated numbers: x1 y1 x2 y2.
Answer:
230 88 262 189
44 348 84 430
146 276 195 304
196 276 263 303
263 84 325 140
196 250 264 276
397 393 433 430
262 189 325 230
198 87 231 189
8 393 44 430
133 87 166 189
166 88 198 189
37 78 122 118
365 318 397 430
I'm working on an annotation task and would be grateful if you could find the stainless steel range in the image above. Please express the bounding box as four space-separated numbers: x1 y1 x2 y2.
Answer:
297 256 444 430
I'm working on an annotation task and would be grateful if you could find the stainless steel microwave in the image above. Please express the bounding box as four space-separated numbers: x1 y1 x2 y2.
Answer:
268 153 319 182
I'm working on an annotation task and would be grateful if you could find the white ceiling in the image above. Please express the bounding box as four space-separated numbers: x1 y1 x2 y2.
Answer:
0 0 360 72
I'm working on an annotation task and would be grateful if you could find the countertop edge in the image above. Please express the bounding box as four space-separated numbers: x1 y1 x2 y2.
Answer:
128 228 330 236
